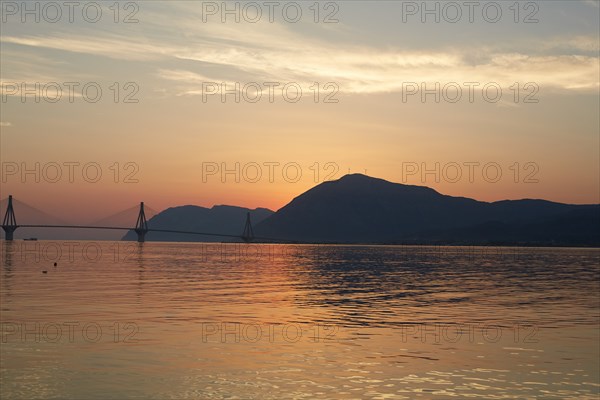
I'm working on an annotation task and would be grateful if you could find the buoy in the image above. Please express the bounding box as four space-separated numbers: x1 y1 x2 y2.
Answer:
54 262 57 267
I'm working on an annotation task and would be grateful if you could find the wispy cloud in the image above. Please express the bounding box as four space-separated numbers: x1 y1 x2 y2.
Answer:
159 48 599 95
541 35 600 53
2 8 598 96
1 35 172 61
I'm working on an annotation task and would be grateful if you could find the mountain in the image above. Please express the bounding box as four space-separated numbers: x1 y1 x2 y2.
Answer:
5 175 598 245
416 208 600 246
89 205 158 228
253 174 599 245
121 205 273 242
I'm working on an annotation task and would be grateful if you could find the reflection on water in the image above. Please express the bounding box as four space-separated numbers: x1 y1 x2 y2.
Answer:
1 241 599 399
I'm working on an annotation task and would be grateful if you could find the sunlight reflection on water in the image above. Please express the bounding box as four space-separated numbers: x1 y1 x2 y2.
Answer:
1 242 599 399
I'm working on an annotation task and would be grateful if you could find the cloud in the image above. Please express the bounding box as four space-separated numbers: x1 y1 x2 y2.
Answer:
2 12 598 96
0 80 84 99
159 49 599 96
1 35 173 61
542 36 600 53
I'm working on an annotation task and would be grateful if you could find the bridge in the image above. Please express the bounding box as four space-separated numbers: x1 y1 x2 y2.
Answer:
1 195 260 243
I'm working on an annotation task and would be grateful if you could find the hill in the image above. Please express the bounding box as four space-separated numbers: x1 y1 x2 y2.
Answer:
253 174 599 245
121 205 273 242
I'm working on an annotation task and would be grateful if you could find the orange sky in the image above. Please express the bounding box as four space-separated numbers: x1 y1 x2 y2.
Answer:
1 1 599 222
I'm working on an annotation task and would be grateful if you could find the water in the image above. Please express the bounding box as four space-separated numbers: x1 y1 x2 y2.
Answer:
1 241 599 399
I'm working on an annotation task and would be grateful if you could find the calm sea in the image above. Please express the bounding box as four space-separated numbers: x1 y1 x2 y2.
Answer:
1 241 599 399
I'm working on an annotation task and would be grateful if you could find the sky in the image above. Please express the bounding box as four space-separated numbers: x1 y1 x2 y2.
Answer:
1 0 599 222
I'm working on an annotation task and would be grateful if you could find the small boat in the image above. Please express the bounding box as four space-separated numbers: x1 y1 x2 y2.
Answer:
24 238 38 241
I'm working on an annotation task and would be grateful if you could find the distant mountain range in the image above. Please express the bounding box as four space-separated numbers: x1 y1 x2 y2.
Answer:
3 174 598 245
253 174 599 246
122 205 273 242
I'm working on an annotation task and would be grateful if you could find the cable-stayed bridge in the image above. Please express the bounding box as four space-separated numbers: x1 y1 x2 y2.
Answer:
1 195 262 243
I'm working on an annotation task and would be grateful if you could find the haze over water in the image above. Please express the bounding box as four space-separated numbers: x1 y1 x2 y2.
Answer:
1 242 598 399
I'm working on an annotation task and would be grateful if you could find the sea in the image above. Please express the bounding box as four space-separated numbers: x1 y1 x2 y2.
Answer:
1 241 599 399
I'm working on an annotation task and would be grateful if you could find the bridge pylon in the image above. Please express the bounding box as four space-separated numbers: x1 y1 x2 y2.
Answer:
134 202 149 242
2 195 18 241
241 212 254 243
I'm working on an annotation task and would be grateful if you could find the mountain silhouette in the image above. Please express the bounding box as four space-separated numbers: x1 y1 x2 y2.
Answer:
4 176 598 245
253 174 599 245
121 205 273 242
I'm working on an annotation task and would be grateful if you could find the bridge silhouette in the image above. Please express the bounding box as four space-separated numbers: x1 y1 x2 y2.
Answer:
1 195 263 243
